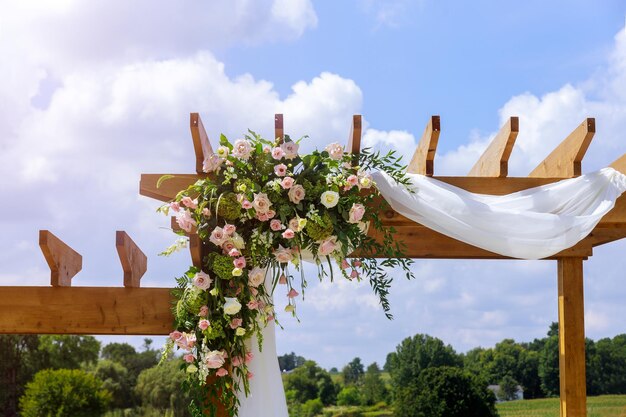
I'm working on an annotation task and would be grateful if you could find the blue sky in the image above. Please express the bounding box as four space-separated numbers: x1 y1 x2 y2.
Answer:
1 0 626 370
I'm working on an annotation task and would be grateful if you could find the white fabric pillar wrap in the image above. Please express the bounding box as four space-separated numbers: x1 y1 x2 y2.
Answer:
371 168 626 260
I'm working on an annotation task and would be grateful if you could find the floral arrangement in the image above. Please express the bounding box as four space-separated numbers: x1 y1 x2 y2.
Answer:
158 131 414 416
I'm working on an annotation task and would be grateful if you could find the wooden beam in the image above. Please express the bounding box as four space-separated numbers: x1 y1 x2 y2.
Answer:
557 257 588 417
468 117 519 177
0 287 173 335
39 230 82 287
407 115 440 176
115 231 147 288
346 114 362 155
190 113 214 174
275 114 284 144
169 217 203 267
610 153 626 175
529 118 595 178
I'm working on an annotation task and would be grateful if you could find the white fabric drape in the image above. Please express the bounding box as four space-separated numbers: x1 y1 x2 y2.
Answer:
372 167 626 260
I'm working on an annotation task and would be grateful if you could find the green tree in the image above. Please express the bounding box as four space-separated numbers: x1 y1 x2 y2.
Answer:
300 398 323 417
361 362 388 405
19 368 111 417
539 333 560 396
497 375 519 401
283 360 337 406
342 357 365 386
134 359 191 417
0 335 40 417
337 386 362 406
87 359 133 409
101 340 159 399
395 366 498 417
588 334 626 394
38 335 100 370
278 352 306 372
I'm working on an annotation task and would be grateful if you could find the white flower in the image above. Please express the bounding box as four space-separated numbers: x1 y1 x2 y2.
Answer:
248 267 266 287
320 191 340 208
216 146 230 159
187 364 198 373
232 233 246 249
236 327 246 336
281 141 299 160
232 268 243 277
224 297 242 315
325 143 344 160
232 139 252 160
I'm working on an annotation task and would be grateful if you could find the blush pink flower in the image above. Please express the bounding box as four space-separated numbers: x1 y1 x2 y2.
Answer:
169 202 181 212
233 257 246 269
176 210 197 233
282 229 295 239
318 236 339 256
252 193 272 214
271 147 285 160
274 245 293 263
228 248 241 257
340 259 350 269
248 267 265 287
181 196 198 209
349 203 366 223
222 240 236 254
274 164 288 177
287 288 299 298
256 212 270 222
193 272 213 291
325 142 344 160
223 224 236 235
202 208 211 217
250 287 258 296
288 184 306 204
281 141 299 160
245 352 254 364
270 219 284 231
169 330 183 341
198 305 209 317
205 350 225 369
198 319 210 330
281 177 294 189
231 356 243 367
242 199 253 209
247 300 260 310
247 372 254 380
203 154 223 173
232 139 252 160
230 318 243 329
279 274 287 285
183 353 195 363
216 368 229 377
347 175 359 187
209 226 226 246
350 270 359 279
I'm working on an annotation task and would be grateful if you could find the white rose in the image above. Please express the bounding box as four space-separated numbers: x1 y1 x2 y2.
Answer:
224 297 242 315
248 267 266 287
216 146 229 159
320 191 339 208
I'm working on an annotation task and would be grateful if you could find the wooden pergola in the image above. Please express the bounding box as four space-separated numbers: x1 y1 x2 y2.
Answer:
1 113 625 417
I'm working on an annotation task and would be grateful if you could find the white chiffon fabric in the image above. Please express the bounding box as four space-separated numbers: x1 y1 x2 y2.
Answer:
237 167 626 416
372 167 626 260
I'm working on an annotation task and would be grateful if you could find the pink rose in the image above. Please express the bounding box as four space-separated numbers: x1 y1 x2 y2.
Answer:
216 367 229 377
183 353 195 363
288 184 306 204
210 226 226 246
231 356 243 367
274 245 293 263
203 154 223 173
222 240 236 254
348 203 366 223
169 330 183 341
198 319 210 330
347 175 359 187
257 212 270 222
193 272 213 291
279 274 287 285
176 210 197 233
318 236 339 256
205 350 225 369
233 257 246 269
247 300 260 310
280 141 299 160
198 305 209 317
230 318 243 329
267 210 276 219
271 147 285 160
270 219 284 231
169 202 181 212
288 218 300 231
325 142 344 160
287 288 299 298
245 352 254 364
242 200 253 209
181 196 198 209
281 177 294 189
232 139 252 160
274 164 288 177
223 224 236 235
248 267 265 287
252 193 272 214
228 248 241 257
282 229 295 239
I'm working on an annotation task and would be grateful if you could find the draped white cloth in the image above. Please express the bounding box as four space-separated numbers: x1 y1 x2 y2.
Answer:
239 167 626 416
372 167 626 259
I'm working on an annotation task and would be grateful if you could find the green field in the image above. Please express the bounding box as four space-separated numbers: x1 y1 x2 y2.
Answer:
497 395 626 417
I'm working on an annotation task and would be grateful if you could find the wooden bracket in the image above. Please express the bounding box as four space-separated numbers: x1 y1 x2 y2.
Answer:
529 118 595 178
39 230 82 287
190 113 214 174
170 217 203 268
408 115 440 176
610 153 626 175
115 231 147 288
468 117 519 177
275 114 284 144
346 115 362 155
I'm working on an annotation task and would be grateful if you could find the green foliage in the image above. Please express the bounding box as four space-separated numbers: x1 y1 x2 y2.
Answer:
361 363 388 406
305 210 334 241
337 386 362 406
284 360 338 406
497 375 520 401
211 253 237 280
394 366 498 417
87 359 134 409
215 192 241 220
301 398 324 417
134 359 191 417
588 334 626 395
342 357 365 386
19 368 111 417
0 335 41 417
278 351 307 372
38 335 101 370
538 334 560 396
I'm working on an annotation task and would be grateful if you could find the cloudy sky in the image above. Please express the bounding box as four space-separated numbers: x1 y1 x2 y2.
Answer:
1 0 626 370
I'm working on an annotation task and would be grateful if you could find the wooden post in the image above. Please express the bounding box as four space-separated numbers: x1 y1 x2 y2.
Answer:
557 257 587 417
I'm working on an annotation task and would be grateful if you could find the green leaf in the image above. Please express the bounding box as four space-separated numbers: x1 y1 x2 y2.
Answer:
156 174 175 189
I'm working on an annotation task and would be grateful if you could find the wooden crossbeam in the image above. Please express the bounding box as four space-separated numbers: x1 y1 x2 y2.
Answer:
529 118 595 178
39 230 82 287
346 114 362 155
190 113 214 174
468 117 519 177
116 231 147 288
407 115 440 176
610 153 626 175
0 287 173 335
275 113 284 144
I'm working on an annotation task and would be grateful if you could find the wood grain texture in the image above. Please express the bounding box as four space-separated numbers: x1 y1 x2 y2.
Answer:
0 287 173 335
115 231 147 288
190 113 214 174
346 114 362 155
529 118 595 178
468 117 519 177
407 115 440 176
275 113 284 144
610 153 626 175
39 230 82 287
557 257 588 417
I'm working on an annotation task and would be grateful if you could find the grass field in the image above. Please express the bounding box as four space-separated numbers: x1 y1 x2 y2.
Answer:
497 395 626 417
